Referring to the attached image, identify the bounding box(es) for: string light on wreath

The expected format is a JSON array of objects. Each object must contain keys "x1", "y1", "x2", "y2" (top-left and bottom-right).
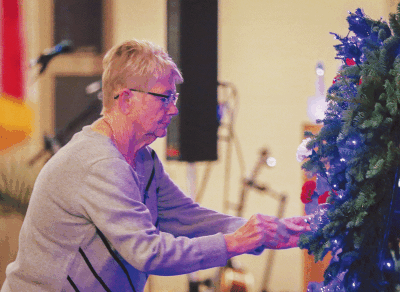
[{"x1": 298, "y1": 4, "x2": 400, "y2": 291}]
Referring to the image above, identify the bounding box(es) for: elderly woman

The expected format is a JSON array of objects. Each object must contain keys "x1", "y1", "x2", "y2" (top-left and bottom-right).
[{"x1": 2, "y1": 40, "x2": 310, "y2": 292}]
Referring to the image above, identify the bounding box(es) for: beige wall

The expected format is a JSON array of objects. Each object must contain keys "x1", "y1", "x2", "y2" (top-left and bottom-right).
[{"x1": 13, "y1": 1, "x2": 397, "y2": 292}]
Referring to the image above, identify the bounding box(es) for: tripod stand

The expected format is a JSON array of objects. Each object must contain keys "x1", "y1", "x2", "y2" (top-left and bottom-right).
[
  {"x1": 192, "y1": 82, "x2": 287, "y2": 292},
  {"x1": 220, "y1": 148, "x2": 287, "y2": 292},
  {"x1": 28, "y1": 92, "x2": 102, "y2": 167}
]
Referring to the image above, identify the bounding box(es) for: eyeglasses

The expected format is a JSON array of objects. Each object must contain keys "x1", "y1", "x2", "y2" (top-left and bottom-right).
[{"x1": 114, "y1": 88, "x2": 179, "y2": 107}]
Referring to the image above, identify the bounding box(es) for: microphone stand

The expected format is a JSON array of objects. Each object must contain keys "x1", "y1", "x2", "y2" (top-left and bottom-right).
[
  {"x1": 237, "y1": 148, "x2": 270, "y2": 217},
  {"x1": 188, "y1": 81, "x2": 245, "y2": 292},
  {"x1": 28, "y1": 98, "x2": 102, "y2": 166},
  {"x1": 218, "y1": 148, "x2": 287, "y2": 292},
  {"x1": 30, "y1": 40, "x2": 73, "y2": 74}
]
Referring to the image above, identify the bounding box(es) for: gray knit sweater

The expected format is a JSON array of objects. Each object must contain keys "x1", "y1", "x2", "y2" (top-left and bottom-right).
[{"x1": 1, "y1": 126, "x2": 245, "y2": 292}]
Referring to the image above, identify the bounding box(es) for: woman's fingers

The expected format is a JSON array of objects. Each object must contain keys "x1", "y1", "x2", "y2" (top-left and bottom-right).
[
  {"x1": 225, "y1": 214, "x2": 312, "y2": 256},
  {"x1": 280, "y1": 216, "x2": 312, "y2": 233}
]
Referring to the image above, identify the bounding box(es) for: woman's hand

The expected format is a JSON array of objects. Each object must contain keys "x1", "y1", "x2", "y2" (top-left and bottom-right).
[
  {"x1": 224, "y1": 213, "x2": 289, "y2": 258},
  {"x1": 265, "y1": 215, "x2": 312, "y2": 249},
  {"x1": 224, "y1": 214, "x2": 312, "y2": 257}
]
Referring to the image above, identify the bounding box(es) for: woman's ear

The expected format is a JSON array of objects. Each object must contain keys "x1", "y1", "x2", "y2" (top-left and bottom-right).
[{"x1": 117, "y1": 89, "x2": 133, "y2": 115}]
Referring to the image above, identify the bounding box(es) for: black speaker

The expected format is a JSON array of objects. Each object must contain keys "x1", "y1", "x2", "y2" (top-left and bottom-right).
[
  {"x1": 166, "y1": 0, "x2": 218, "y2": 162},
  {"x1": 54, "y1": 0, "x2": 103, "y2": 53}
]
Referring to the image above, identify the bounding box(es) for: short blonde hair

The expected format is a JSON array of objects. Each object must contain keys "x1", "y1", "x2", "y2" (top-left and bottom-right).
[{"x1": 101, "y1": 39, "x2": 183, "y2": 115}]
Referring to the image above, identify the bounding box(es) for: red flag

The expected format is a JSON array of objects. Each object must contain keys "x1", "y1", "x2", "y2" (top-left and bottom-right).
[{"x1": 0, "y1": 0, "x2": 33, "y2": 152}]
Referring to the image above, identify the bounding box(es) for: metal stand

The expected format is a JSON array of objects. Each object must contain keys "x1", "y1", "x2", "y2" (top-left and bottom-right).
[
  {"x1": 186, "y1": 81, "x2": 244, "y2": 292},
  {"x1": 193, "y1": 81, "x2": 288, "y2": 291},
  {"x1": 224, "y1": 148, "x2": 287, "y2": 292},
  {"x1": 28, "y1": 98, "x2": 102, "y2": 167},
  {"x1": 195, "y1": 82, "x2": 246, "y2": 206}
]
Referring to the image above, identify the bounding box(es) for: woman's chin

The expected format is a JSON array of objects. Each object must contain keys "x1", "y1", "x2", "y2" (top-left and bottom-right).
[{"x1": 154, "y1": 128, "x2": 168, "y2": 138}]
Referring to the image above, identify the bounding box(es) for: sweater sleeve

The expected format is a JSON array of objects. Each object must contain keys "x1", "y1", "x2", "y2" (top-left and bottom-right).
[
  {"x1": 153, "y1": 153, "x2": 247, "y2": 238},
  {"x1": 80, "y1": 157, "x2": 229, "y2": 276}
]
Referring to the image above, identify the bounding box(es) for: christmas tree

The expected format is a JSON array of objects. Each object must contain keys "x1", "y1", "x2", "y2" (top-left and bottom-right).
[{"x1": 299, "y1": 4, "x2": 400, "y2": 292}]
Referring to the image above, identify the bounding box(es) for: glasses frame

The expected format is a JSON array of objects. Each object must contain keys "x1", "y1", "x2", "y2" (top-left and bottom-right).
[{"x1": 114, "y1": 88, "x2": 179, "y2": 106}]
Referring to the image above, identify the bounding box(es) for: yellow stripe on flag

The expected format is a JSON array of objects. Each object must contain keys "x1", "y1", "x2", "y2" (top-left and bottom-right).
[{"x1": 0, "y1": 94, "x2": 33, "y2": 151}]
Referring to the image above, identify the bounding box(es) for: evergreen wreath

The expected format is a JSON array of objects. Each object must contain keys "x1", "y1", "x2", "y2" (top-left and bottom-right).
[{"x1": 299, "y1": 4, "x2": 400, "y2": 292}]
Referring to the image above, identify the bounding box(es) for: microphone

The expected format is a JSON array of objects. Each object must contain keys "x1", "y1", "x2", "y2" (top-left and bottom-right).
[{"x1": 31, "y1": 40, "x2": 73, "y2": 74}]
